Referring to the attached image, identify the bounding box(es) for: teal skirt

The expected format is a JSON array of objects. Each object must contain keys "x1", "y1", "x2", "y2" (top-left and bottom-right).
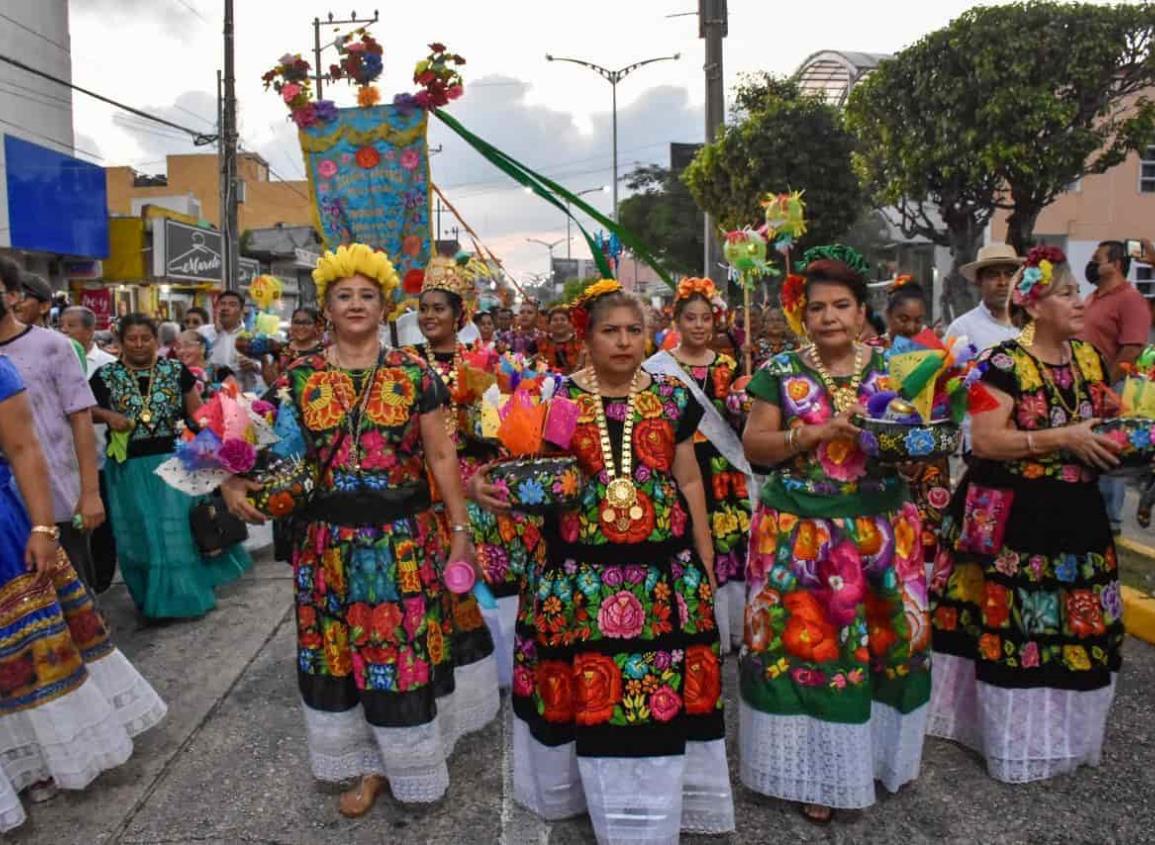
[{"x1": 105, "y1": 453, "x2": 251, "y2": 619}]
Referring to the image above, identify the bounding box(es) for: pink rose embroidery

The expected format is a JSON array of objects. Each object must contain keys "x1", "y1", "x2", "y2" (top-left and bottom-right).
[
  {"x1": 513, "y1": 666, "x2": 534, "y2": 697},
  {"x1": 1021, "y1": 641, "x2": 1040, "y2": 668},
  {"x1": 648, "y1": 685, "x2": 682, "y2": 722},
  {"x1": 816, "y1": 438, "x2": 866, "y2": 482},
  {"x1": 598, "y1": 590, "x2": 645, "y2": 638}
]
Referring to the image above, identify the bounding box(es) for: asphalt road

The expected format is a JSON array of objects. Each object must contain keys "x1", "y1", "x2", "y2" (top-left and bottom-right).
[{"x1": 8, "y1": 549, "x2": 1155, "y2": 845}]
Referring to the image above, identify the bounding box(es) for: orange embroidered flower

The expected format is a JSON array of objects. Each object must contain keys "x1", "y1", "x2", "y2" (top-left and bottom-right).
[
  {"x1": 573, "y1": 652, "x2": 622, "y2": 725},
  {"x1": 570, "y1": 425, "x2": 604, "y2": 473},
  {"x1": 355, "y1": 144, "x2": 380, "y2": 168},
  {"x1": 782, "y1": 615, "x2": 839, "y2": 663},
  {"x1": 978, "y1": 632, "x2": 1002, "y2": 662},
  {"x1": 983, "y1": 582, "x2": 1012, "y2": 628},
  {"x1": 634, "y1": 418, "x2": 674, "y2": 471},
  {"x1": 426, "y1": 619, "x2": 445, "y2": 664},
  {"x1": 537, "y1": 660, "x2": 576, "y2": 723},
  {"x1": 1066, "y1": 589, "x2": 1106, "y2": 638},
  {"x1": 633, "y1": 390, "x2": 663, "y2": 419},
  {"x1": 300, "y1": 370, "x2": 355, "y2": 431},
  {"x1": 365, "y1": 368, "x2": 416, "y2": 428},
  {"x1": 683, "y1": 644, "x2": 721, "y2": 715},
  {"x1": 601, "y1": 489, "x2": 655, "y2": 544},
  {"x1": 323, "y1": 621, "x2": 352, "y2": 676}
]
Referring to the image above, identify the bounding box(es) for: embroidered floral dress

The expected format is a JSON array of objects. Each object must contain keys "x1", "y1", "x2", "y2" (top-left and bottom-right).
[
  {"x1": 929, "y1": 338, "x2": 1122, "y2": 783},
  {"x1": 512, "y1": 374, "x2": 734, "y2": 843},
  {"x1": 278, "y1": 350, "x2": 498, "y2": 803},
  {"x1": 739, "y1": 348, "x2": 928, "y2": 810},
  {"x1": 411, "y1": 345, "x2": 547, "y2": 689}
]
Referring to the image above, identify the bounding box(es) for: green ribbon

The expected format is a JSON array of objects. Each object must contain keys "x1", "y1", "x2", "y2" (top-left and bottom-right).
[
  {"x1": 107, "y1": 430, "x2": 130, "y2": 464},
  {"x1": 433, "y1": 109, "x2": 675, "y2": 290}
]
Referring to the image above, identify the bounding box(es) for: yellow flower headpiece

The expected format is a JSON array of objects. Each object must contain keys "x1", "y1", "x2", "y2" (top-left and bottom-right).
[{"x1": 312, "y1": 243, "x2": 400, "y2": 303}]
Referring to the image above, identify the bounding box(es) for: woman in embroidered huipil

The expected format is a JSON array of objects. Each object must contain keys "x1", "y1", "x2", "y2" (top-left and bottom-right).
[
  {"x1": 645, "y1": 277, "x2": 753, "y2": 650},
  {"x1": 0, "y1": 354, "x2": 166, "y2": 833},
  {"x1": 929, "y1": 246, "x2": 1124, "y2": 783},
  {"x1": 91, "y1": 314, "x2": 251, "y2": 620},
  {"x1": 740, "y1": 247, "x2": 927, "y2": 823},
  {"x1": 508, "y1": 281, "x2": 734, "y2": 844},
  {"x1": 222, "y1": 244, "x2": 498, "y2": 817},
  {"x1": 407, "y1": 257, "x2": 541, "y2": 691}
]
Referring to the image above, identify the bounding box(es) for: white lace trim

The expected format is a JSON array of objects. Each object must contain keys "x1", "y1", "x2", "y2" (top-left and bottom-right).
[
  {"x1": 928, "y1": 651, "x2": 1116, "y2": 783},
  {"x1": 512, "y1": 721, "x2": 734, "y2": 841},
  {"x1": 481, "y1": 596, "x2": 519, "y2": 689},
  {"x1": 738, "y1": 699, "x2": 928, "y2": 809},
  {"x1": 0, "y1": 649, "x2": 167, "y2": 832},
  {"x1": 714, "y1": 580, "x2": 746, "y2": 652}
]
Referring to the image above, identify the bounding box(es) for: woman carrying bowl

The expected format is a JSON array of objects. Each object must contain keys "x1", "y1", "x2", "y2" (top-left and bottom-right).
[
  {"x1": 929, "y1": 246, "x2": 1123, "y2": 783},
  {"x1": 645, "y1": 276, "x2": 755, "y2": 650},
  {"x1": 407, "y1": 256, "x2": 541, "y2": 691},
  {"x1": 221, "y1": 244, "x2": 498, "y2": 817},
  {"x1": 740, "y1": 246, "x2": 927, "y2": 824},
  {"x1": 495, "y1": 280, "x2": 734, "y2": 843}
]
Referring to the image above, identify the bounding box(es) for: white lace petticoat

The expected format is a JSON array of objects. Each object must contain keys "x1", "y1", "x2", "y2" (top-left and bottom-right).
[
  {"x1": 302, "y1": 652, "x2": 499, "y2": 803},
  {"x1": 0, "y1": 649, "x2": 168, "y2": 833},
  {"x1": 713, "y1": 580, "x2": 746, "y2": 652},
  {"x1": 481, "y1": 595, "x2": 519, "y2": 689},
  {"x1": 738, "y1": 698, "x2": 928, "y2": 809},
  {"x1": 928, "y1": 651, "x2": 1116, "y2": 783},
  {"x1": 512, "y1": 718, "x2": 735, "y2": 844}
]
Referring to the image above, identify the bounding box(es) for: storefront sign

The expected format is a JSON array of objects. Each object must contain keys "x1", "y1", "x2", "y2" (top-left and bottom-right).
[
  {"x1": 153, "y1": 218, "x2": 261, "y2": 287},
  {"x1": 78, "y1": 287, "x2": 113, "y2": 329}
]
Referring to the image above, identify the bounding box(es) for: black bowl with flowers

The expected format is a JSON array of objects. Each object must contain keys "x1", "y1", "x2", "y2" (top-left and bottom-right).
[
  {"x1": 854, "y1": 417, "x2": 961, "y2": 465},
  {"x1": 1095, "y1": 417, "x2": 1155, "y2": 473},
  {"x1": 486, "y1": 456, "x2": 585, "y2": 514}
]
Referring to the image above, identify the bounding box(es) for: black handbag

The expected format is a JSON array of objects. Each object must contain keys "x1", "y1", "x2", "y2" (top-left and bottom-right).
[{"x1": 189, "y1": 494, "x2": 249, "y2": 558}]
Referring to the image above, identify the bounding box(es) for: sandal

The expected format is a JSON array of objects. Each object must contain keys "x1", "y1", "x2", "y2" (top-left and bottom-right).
[
  {"x1": 338, "y1": 774, "x2": 388, "y2": 818},
  {"x1": 799, "y1": 802, "x2": 834, "y2": 825}
]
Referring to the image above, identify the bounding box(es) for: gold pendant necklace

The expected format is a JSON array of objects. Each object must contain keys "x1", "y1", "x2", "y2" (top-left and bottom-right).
[
  {"x1": 806, "y1": 343, "x2": 865, "y2": 414},
  {"x1": 589, "y1": 368, "x2": 643, "y2": 531},
  {"x1": 128, "y1": 362, "x2": 157, "y2": 426},
  {"x1": 1022, "y1": 341, "x2": 1084, "y2": 419},
  {"x1": 425, "y1": 342, "x2": 464, "y2": 441}
]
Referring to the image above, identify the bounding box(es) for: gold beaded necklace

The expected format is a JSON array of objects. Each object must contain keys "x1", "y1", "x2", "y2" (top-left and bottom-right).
[
  {"x1": 425, "y1": 342, "x2": 465, "y2": 441},
  {"x1": 1021, "y1": 341, "x2": 1084, "y2": 419},
  {"x1": 805, "y1": 343, "x2": 865, "y2": 414},
  {"x1": 588, "y1": 367, "x2": 643, "y2": 531}
]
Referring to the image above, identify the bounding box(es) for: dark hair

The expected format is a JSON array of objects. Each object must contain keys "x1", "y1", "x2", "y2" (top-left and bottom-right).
[
  {"x1": 292, "y1": 305, "x2": 322, "y2": 324},
  {"x1": 804, "y1": 259, "x2": 868, "y2": 304},
  {"x1": 217, "y1": 291, "x2": 245, "y2": 306},
  {"x1": 0, "y1": 256, "x2": 20, "y2": 294},
  {"x1": 1099, "y1": 240, "x2": 1132, "y2": 276},
  {"x1": 419, "y1": 288, "x2": 465, "y2": 329},
  {"x1": 865, "y1": 304, "x2": 886, "y2": 335},
  {"x1": 673, "y1": 291, "x2": 713, "y2": 320},
  {"x1": 499, "y1": 307, "x2": 514, "y2": 316},
  {"x1": 886, "y1": 282, "x2": 926, "y2": 315},
  {"x1": 475, "y1": 310, "x2": 494, "y2": 323},
  {"x1": 547, "y1": 305, "x2": 571, "y2": 320},
  {"x1": 117, "y1": 312, "x2": 158, "y2": 341},
  {"x1": 585, "y1": 290, "x2": 645, "y2": 336},
  {"x1": 184, "y1": 306, "x2": 210, "y2": 323}
]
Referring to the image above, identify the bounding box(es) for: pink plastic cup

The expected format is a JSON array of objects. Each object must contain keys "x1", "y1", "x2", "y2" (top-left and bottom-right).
[{"x1": 443, "y1": 560, "x2": 476, "y2": 594}]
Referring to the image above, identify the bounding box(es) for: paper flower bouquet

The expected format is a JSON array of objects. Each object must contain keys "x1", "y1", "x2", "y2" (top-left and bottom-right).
[{"x1": 1099, "y1": 345, "x2": 1155, "y2": 471}]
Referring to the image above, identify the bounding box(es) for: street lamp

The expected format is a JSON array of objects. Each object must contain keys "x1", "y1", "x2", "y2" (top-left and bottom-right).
[
  {"x1": 527, "y1": 237, "x2": 566, "y2": 289},
  {"x1": 565, "y1": 185, "x2": 610, "y2": 259},
  {"x1": 546, "y1": 52, "x2": 680, "y2": 222}
]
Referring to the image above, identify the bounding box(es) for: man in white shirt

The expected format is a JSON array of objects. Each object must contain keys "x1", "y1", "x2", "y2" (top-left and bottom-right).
[
  {"x1": 945, "y1": 243, "x2": 1024, "y2": 352},
  {"x1": 199, "y1": 290, "x2": 261, "y2": 390},
  {"x1": 60, "y1": 305, "x2": 119, "y2": 593}
]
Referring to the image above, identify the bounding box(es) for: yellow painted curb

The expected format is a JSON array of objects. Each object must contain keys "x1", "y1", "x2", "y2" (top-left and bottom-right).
[
  {"x1": 1118, "y1": 535, "x2": 1155, "y2": 561},
  {"x1": 1122, "y1": 585, "x2": 1155, "y2": 646}
]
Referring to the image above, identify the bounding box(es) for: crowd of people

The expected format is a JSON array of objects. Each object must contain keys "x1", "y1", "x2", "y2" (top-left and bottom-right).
[{"x1": 0, "y1": 234, "x2": 1149, "y2": 841}]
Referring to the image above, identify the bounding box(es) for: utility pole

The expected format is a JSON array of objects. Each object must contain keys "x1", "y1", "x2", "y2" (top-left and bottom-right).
[
  {"x1": 701, "y1": 0, "x2": 727, "y2": 285},
  {"x1": 221, "y1": 0, "x2": 239, "y2": 291},
  {"x1": 312, "y1": 9, "x2": 380, "y2": 100}
]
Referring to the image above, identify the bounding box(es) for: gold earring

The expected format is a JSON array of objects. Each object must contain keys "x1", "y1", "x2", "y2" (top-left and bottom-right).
[{"x1": 1019, "y1": 320, "x2": 1036, "y2": 347}]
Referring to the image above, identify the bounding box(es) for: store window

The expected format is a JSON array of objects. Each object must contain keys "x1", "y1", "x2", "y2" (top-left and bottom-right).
[{"x1": 1142, "y1": 145, "x2": 1155, "y2": 193}]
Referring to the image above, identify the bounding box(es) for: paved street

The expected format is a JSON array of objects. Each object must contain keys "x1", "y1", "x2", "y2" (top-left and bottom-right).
[{"x1": 5, "y1": 544, "x2": 1155, "y2": 845}]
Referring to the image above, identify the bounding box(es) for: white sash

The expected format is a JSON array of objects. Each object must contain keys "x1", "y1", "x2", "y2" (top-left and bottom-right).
[{"x1": 644, "y1": 350, "x2": 763, "y2": 508}]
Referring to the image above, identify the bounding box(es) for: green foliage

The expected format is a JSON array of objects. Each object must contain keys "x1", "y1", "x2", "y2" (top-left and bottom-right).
[
  {"x1": 617, "y1": 165, "x2": 703, "y2": 277},
  {"x1": 561, "y1": 276, "x2": 602, "y2": 303},
  {"x1": 683, "y1": 74, "x2": 864, "y2": 251}
]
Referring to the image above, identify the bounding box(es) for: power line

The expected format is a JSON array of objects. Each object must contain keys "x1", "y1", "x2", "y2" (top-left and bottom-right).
[
  {"x1": 168, "y1": 0, "x2": 212, "y2": 26},
  {"x1": 0, "y1": 115, "x2": 103, "y2": 161},
  {"x1": 0, "y1": 11, "x2": 69, "y2": 53},
  {"x1": 0, "y1": 54, "x2": 216, "y2": 144}
]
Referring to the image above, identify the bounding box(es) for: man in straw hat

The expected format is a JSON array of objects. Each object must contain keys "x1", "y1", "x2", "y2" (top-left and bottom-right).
[{"x1": 945, "y1": 243, "x2": 1024, "y2": 352}]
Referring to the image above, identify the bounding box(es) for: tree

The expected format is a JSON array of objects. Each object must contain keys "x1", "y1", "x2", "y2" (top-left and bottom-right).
[
  {"x1": 848, "y1": 1, "x2": 1155, "y2": 318},
  {"x1": 617, "y1": 165, "x2": 704, "y2": 278},
  {"x1": 683, "y1": 75, "x2": 865, "y2": 255}
]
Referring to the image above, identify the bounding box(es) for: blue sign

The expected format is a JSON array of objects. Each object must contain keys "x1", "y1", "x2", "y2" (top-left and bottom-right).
[{"x1": 5, "y1": 134, "x2": 108, "y2": 257}]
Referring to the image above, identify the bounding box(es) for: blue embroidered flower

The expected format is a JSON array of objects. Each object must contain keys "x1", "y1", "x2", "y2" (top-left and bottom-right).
[
  {"x1": 904, "y1": 427, "x2": 935, "y2": 457},
  {"x1": 366, "y1": 662, "x2": 396, "y2": 691},
  {"x1": 769, "y1": 565, "x2": 796, "y2": 591},
  {"x1": 516, "y1": 479, "x2": 546, "y2": 506},
  {"x1": 1131, "y1": 426, "x2": 1151, "y2": 449},
  {"x1": 1018, "y1": 589, "x2": 1060, "y2": 633},
  {"x1": 552, "y1": 577, "x2": 573, "y2": 601},
  {"x1": 1055, "y1": 554, "x2": 1078, "y2": 583},
  {"x1": 577, "y1": 569, "x2": 601, "y2": 596},
  {"x1": 682, "y1": 566, "x2": 702, "y2": 589},
  {"x1": 623, "y1": 654, "x2": 649, "y2": 680}
]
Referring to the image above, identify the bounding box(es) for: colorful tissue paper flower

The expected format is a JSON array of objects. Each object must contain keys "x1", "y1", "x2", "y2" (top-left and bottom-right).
[
  {"x1": 217, "y1": 438, "x2": 258, "y2": 474},
  {"x1": 291, "y1": 104, "x2": 318, "y2": 128},
  {"x1": 313, "y1": 99, "x2": 338, "y2": 123},
  {"x1": 357, "y1": 86, "x2": 380, "y2": 108},
  {"x1": 280, "y1": 83, "x2": 301, "y2": 103},
  {"x1": 176, "y1": 428, "x2": 224, "y2": 471}
]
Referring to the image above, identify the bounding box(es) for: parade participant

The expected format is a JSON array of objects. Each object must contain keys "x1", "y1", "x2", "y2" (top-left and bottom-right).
[
  {"x1": 497, "y1": 298, "x2": 544, "y2": 356},
  {"x1": 946, "y1": 243, "x2": 1023, "y2": 352},
  {"x1": 0, "y1": 355, "x2": 166, "y2": 833},
  {"x1": 91, "y1": 314, "x2": 251, "y2": 620},
  {"x1": 60, "y1": 306, "x2": 119, "y2": 593},
  {"x1": 495, "y1": 306, "x2": 514, "y2": 333},
  {"x1": 929, "y1": 246, "x2": 1124, "y2": 783},
  {"x1": 475, "y1": 310, "x2": 496, "y2": 348},
  {"x1": 739, "y1": 246, "x2": 927, "y2": 823},
  {"x1": 265, "y1": 306, "x2": 326, "y2": 384},
  {"x1": 884, "y1": 278, "x2": 927, "y2": 343},
  {"x1": 763, "y1": 306, "x2": 797, "y2": 357},
  {"x1": 182, "y1": 307, "x2": 211, "y2": 332},
  {"x1": 538, "y1": 305, "x2": 584, "y2": 374},
  {"x1": 222, "y1": 243, "x2": 498, "y2": 815},
  {"x1": 0, "y1": 257, "x2": 104, "y2": 589},
  {"x1": 410, "y1": 257, "x2": 534, "y2": 689},
  {"x1": 509, "y1": 280, "x2": 734, "y2": 843},
  {"x1": 645, "y1": 277, "x2": 754, "y2": 649},
  {"x1": 173, "y1": 330, "x2": 233, "y2": 397}
]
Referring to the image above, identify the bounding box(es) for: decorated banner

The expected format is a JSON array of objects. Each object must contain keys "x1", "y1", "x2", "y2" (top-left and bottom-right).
[{"x1": 298, "y1": 104, "x2": 431, "y2": 285}]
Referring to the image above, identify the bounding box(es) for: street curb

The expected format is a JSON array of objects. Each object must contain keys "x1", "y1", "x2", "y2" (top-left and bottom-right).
[{"x1": 1118, "y1": 538, "x2": 1155, "y2": 645}]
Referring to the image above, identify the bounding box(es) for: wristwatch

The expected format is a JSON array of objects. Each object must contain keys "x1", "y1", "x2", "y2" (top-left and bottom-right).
[{"x1": 30, "y1": 525, "x2": 60, "y2": 541}]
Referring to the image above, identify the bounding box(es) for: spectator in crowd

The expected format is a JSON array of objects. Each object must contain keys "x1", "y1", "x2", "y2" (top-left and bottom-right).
[
  {"x1": 14, "y1": 272, "x2": 52, "y2": 327},
  {"x1": 475, "y1": 309, "x2": 496, "y2": 348},
  {"x1": 496, "y1": 298, "x2": 544, "y2": 356},
  {"x1": 157, "y1": 321, "x2": 181, "y2": 358},
  {"x1": 181, "y1": 306, "x2": 210, "y2": 331},
  {"x1": 199, "y1": 291, "x2": 261, "y2": 391},
  {"x1": 946, "y1": 243, "x2": 1024, "y2": 351},
  {"x1": 95, "y1": 330, "x2": 120, "y2": 357},
  {"x1": 494, "y1": 306, "x2": 514, "y2": 333},
  {"x1": 0, "y1": 257, "x2": 104, "y2": 587},
  {"x1": 60, "y1": 306, "x2": 119, "y2": 592}
]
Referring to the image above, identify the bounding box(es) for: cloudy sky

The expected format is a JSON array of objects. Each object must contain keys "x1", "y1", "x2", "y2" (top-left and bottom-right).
[{"x1": 65, "y1": 0, "x2": 1012, "y2": 279}]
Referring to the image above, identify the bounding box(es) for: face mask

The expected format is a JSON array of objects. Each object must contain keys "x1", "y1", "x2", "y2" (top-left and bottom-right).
[{"x1": 1085, "y1": 260, "x2": 1100, "y2": 286}]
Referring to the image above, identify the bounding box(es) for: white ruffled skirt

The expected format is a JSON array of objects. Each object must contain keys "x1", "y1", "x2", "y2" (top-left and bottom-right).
[{"x1": 0, "y1": 649, "x2": 167, "y2": 832}]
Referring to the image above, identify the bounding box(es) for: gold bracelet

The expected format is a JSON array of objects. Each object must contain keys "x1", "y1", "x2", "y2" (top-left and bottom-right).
[
  {"x1": 1026, "y1": 432, "x2": 1036, "y2": 455},
  {"x1": 30, "y1": 525, "x2": 60, "y2": 541},
  {"x1": 785, "y1": 427, "x2": 799, "y2": 453},
  {"x1": 450, "y1": 523, "x2": 470, "y2": 534}
]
